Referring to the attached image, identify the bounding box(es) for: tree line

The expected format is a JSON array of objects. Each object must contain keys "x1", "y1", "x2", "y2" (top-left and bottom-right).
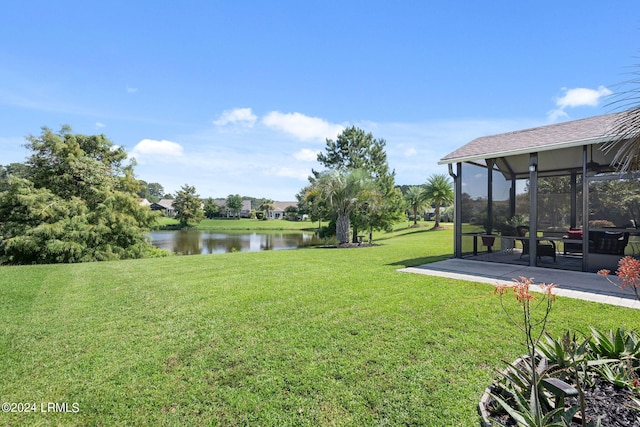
[{"x1": 0, "y1": 125, "x2": 454, "y2": 264}]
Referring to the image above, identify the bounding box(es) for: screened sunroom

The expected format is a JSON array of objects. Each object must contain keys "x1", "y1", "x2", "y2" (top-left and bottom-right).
[{"x1": 439, "y1": 113, "x2": 640, "y2": 272}]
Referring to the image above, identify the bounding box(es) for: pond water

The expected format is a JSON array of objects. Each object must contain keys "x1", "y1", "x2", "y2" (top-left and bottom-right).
[{"x1": 149, "y1": 230, "x2": 321, "y2": 255}]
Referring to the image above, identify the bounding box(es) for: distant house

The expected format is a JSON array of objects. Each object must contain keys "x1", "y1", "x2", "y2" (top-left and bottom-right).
[
  {"x1": 267, "y1": 201, "x2": 298, "y2": 220},
  {"x1": 139, "y1": 198, "x2": 151, "y2": 207},
  {"x1": 239, "y1": 200, "x2": 252, "y2": 218},
  {"x1": 213, "y1": 198, "x2": 226, "y2": 214},
  {"x1": 150, "y1": 199, "x2": 175, "y2": 216},
  {"x1": 213, "y1": 198, "x2": 252, "y2": 218},
  {"x1": 423, "y1": 207, "x2": 435, "y2": 221},
  {"x1": 420, "y1": 207, "x2": 448, "y2": 221}
]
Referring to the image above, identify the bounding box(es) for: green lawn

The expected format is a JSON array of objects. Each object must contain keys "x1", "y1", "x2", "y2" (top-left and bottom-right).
[{"x1": 0, "y1": 225, "x2": 636, "y2": 426}]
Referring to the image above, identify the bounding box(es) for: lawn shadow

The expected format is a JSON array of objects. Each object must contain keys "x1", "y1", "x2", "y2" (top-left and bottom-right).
[
  {"x1": 388, "y1": 254, "x2": 450, "y2": 268},
  {"x1": 374, "y1": 227, "x2": 437, "y2": 242}
]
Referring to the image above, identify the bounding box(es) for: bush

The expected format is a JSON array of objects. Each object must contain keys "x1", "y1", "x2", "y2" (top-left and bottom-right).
[
  {"x1": 318, "y1": 220, "x2": 336, "y2": 239},
  {"x1": 318, "y1": 225, "x2": 335, "y2": 239}
]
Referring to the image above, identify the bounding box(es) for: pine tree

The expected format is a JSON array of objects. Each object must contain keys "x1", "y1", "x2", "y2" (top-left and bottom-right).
[
  {"x1": 316, "y1": 126, "x2": 403, "y2": 241},
  {"x1": 0, "y1": 126, "x2": 161, "y2": 264},
  {"x1": 173, "y1": 184, "x2": 204, "y2": 226}
]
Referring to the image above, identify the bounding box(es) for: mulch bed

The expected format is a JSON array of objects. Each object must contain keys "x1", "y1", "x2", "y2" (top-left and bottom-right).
[
  {"x1": 484, "y1": 377, "x2": 640, "y2": 426},
  {"x1": 337, "y1": 242, "x2": 377, "y2": 248}
]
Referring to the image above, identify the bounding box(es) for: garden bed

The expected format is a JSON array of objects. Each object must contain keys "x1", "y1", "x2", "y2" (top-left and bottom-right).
[
  {"x1": 479, "y1": 341, "x2": 640, "y2": 427},
  {"x1": 481, "y1": 375, "x2": 639, "y2": 426}
]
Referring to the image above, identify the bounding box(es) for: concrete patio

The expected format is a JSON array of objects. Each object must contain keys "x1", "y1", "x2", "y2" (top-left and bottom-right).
[{"x1": 398, "y1": 258, "x2": 640, "y2": 309}]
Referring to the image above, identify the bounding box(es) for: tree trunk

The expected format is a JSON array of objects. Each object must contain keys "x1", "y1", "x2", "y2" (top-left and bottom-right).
[
  {"x1": 434, "y1": 202, "x2": 441, "y2": 228},
  {"x1": 352, "y1": 225, "x2": 358, "y2": 243},
  {"x1": 336, "y1": 213, "x2": 350, "y2": 245}
]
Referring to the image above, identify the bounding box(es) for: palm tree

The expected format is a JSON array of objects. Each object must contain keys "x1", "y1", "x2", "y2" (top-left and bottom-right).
[
  {"x1": 404, "y1": 185, "x2": 427, "y2": 227},
  {"x1": 423, "y1": 174, "x2": 454, "y2": 229},
  {"x1": 601, "y1": 60, "x2": 640, "y2": 172},
  {"x1": 317, "y1": 169, "x2": 373, "y2": 244},
  {"x1": 602, "y1": 108, "x2": 640, "y2": 173},
  {"x1": 259, "y1": 199, "x2": 275, "y2": 220}
]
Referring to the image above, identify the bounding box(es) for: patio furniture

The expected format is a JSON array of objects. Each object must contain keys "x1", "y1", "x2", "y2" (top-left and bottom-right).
[
  {"x1": 562, "y1": 228, "x2": 584, "y2": 255},
  {"x1": 589, "y1": 230, "x2": 629, "y2": 255},
  {"x1": 516, "y1": 226, "x2": 557, "y2": 262},
  {"x1": 562, "y1": 228, "x2": 631, "y2": 256}
]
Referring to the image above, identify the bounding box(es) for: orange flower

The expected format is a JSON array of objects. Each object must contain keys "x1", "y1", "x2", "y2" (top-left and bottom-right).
[
  {"x1": 494, "y1": 277, "x2": 558, "y2": 304},
  {"x1": 615, "y1": 256, "x2": 640, "y2": 290},
  {"x1": 539, "y1": 283, "x2": 558, "y2": 301}
]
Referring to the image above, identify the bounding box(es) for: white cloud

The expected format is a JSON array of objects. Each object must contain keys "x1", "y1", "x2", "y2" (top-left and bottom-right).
[
  {"x1": 556, "y1": 86, "x2": 612, "y2": 108},
  {"x1": 262, "y1": 111, "x2": 344, "y2": 141},
  {"x1": 547, "y1": 108, "x2": 569, "y2": 122},
  {"x1": 96, "y1": 122, "x2": 106, "y2": 128},
  {"x1": 403, "y1": 147, "x2": 417, "y2": 157},
  {"x1": 548, "y1": 85, "x2": 612, "y2": 121},
  {"x1": 293, "y1": 148, "x2": 320, "y2": 162},
  {"x1": 126, "y1": 85, "x2": 138, "y2": 93},
  {"x1": 213, "y1": 108, "x2": 257, "y2": 127},
  {"x1": 130, "y1": 139, "x2": 184, "y2": 159}
]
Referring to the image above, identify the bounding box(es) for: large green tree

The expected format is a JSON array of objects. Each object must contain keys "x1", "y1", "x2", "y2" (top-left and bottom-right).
[
  {"x1": 316, "y1": 126, "x2": 403, "y2": 241},
  {"x1": 136, "y1": 181, "x2": 165, "y2": 203},
  {"x1": 297, "y1": 184, "x2": 329, "y2": 230},
  {"x1": 173, "y1": 184, "x2": 204, "y2": 226},
  {"x1": 226, "y1": 194, "x2": 243, "y2": 219},
  {"x1": 423, "y1": 174, "x2": 454, "y2": 229},
  {"x1": 203, "y1": 197, "x2": 220, "y2": 219},
  {"x1": 0, "y1": 126, "x2": 160, "y2": 264},
  {"x1": 317, "y1": 126, "x2": 389, "y2": 176},
  {"x1": 0, "y1": 163, "x2": 29, "y2": 192}
]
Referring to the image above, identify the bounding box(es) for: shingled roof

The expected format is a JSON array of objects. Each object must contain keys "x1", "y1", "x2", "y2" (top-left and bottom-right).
[{"x1": 439, "y1": 112, "x2": 622, "y2": 165}]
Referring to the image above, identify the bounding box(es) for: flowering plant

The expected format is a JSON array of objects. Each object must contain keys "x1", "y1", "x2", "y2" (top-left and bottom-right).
[
  {"x1": 492, "y1": 277, "x2": 560, "y2": 426},
  {"x1": 494, "y1": 277, "x2": 557, "y2": 358},
  {"x1": 598, "y1": 256, "x2": 640, "y2": 302}
]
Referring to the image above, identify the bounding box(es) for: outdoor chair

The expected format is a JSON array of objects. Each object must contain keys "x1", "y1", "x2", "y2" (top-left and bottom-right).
[
  {"x1": 516, "y1": 226, "x2": 556, "y2": 262},
  {"x1": 562, "y1": 228, "x2": 584, "y2": 255},
  {"x1": 589, "y1": 230, "x2": 629, "y2": 255}
]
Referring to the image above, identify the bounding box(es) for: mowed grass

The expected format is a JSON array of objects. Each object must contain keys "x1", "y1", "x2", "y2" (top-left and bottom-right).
[{"x1": 0, "y1": 226, "x2": 637, "y2": 426}]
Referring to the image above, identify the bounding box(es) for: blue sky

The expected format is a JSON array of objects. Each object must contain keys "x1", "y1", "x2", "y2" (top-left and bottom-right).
[{"x1": 1, "y1": 1, "x2": 639, "y2": 200}]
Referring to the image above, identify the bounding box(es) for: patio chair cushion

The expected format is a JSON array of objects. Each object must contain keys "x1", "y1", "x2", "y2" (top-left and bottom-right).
[
  {"x1": 562, "y1": 229, "x2": 584, "y2": 254},
  {"x1": 565, "y1": 230, "x2": 583, "y2": 239}
]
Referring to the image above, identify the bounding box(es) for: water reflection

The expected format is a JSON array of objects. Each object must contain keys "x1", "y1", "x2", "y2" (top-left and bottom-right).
[{"x1": 149, "y1": 230, "x2": 320, "y2": 255}]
